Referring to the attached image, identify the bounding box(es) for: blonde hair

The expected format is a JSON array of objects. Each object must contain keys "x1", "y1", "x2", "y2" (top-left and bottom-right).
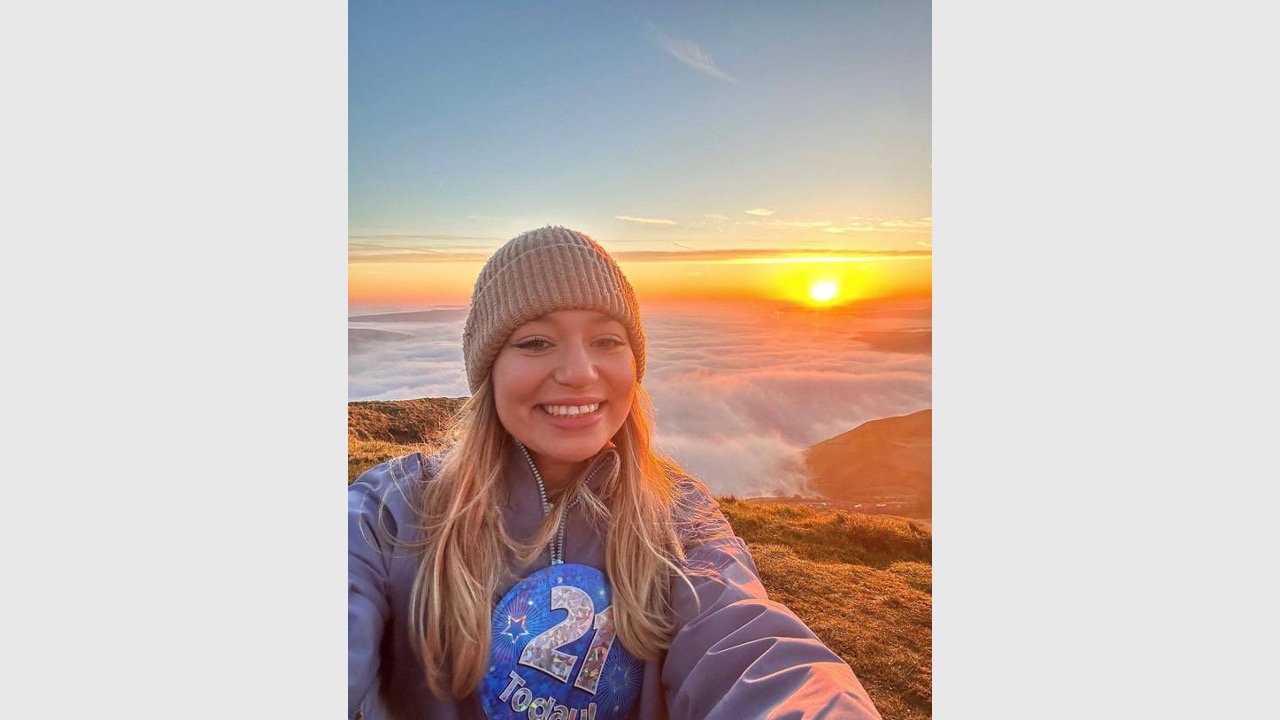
[{"x1": 406, "y1": 382, "x2": 691, "y2": 698}]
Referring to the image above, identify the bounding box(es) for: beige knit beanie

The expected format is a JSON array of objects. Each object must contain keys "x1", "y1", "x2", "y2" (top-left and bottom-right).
[{"x1": 462, "y1": 226, "x2": 646, "y2": 393}]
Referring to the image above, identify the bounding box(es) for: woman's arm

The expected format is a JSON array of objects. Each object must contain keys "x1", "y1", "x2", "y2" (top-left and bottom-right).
[
  {"x1": 664, "y1": 485, "x2": 882, "y2": 720},
  {"x1": 348, "y1": 471, "x2": 390, "y2": 717},
  {"x1": 348, "y1": 456, "x2": 419, "y2": 719}
]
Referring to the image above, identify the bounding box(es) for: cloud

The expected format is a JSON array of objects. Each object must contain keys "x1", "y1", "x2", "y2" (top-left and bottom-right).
[
  {"x1": 350, "y1": 246, "x2": 930, "y2": 265},
  {"x1": 647, "y1": 24, "x2": 741, "y2": 84},
  {"x1": 880, "y1": 219, "x2": 933, "y2": 230},
  {"x1": 705, "y1": 213, "x2": 731, "y2": 221},
  {"x1": 615, "y1": 215, "x2": 678, "y2": 226},
  {"x1": 744, "y1": 208, "x2": 776, "y2": 216},
  {"x1": 348, "y1": 299, "x2": 932, "y2": 498},
  {"x1": 615, "y1": 248, "x2": 931, "y2": 264},
  {"x1": 737, "y1": 218, "x2": 832, "y2": 228},
  {"x1": 348, "y1": 234, "x2": 503, "y2": 262},
  {"x1": 348, "y1": 314, "x2": 470, "y2": 400},
  {"x1": 822, "y1": 217, "x2": 933, "y2": 235}
]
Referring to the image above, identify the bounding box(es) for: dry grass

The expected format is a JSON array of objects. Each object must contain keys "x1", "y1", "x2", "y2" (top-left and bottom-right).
[
  {"x1": 348, "y1": 397, "x2": 466, "y2": 445},
  {"x1": 348, "y1": 437, "x2": 429, "y2": 484},
  {"x1": 719, "y1": 498, "x2": 932, "y2": 568},
  {"x1": 347, "y1": 397, "x2": 461, "y2": 483},
  {"x1": 719, "y1": 498, "x2": 932, "y2": 719}
]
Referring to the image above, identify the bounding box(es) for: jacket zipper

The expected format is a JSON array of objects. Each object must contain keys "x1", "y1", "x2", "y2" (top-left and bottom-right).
[{"x1": 516, "y1": 442, "x2": 609, "y2": 565}]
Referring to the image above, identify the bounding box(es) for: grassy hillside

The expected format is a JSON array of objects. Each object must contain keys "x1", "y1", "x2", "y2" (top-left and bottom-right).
[
  {"x1": 719, "y1": 499, "x2": 931, "y2": 720},
  {"x1": 348, "y1": 397, "x2": 465, "y2": 483},
  {"x1": 348, "y1": 399, "x2": 931, "y2": 719},
  {"x1": 348, "y1": 397, "x2": 467, "y2": 445}
]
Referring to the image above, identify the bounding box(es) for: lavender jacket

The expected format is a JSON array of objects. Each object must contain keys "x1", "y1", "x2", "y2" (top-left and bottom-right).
[{"x1": 348, "y1": 449, "x2": 882, "y2": 720}]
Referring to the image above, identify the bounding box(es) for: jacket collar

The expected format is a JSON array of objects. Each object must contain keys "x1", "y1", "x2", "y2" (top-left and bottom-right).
[{"x1": 504, "y1": 442, "x2": 619, "y2": 510}]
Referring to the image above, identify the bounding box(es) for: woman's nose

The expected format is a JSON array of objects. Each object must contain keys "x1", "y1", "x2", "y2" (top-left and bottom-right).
[{"x1": 553, "y1": 341, "x2": 598, "y2": 386}]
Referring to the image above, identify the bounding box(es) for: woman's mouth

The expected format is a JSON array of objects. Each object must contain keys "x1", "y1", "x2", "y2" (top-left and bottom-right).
[{"x1": 540, "y1": 402, "x2": 601, "y2": 417}]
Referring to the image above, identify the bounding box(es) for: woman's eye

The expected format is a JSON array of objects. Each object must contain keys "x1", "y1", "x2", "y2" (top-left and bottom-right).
[
  {"x1": 513, "y1": 338, "x2": 552, "y2": 351},
  {"x1": 594, "y1": 336, "x2": 627, "y2": 349}
]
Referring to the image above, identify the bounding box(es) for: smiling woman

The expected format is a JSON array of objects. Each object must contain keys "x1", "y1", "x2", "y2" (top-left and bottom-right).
[
  {"x1": 348, "y1": 226, "x2": 883, "y2": 720},
  {"x1": 492, "y1": 310, "x2": 638, "y2": 487}
]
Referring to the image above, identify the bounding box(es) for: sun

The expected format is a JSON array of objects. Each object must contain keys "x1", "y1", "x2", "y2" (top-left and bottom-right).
[{"x1": 808, "y1": 280, "x2": 839, "y2": 304}]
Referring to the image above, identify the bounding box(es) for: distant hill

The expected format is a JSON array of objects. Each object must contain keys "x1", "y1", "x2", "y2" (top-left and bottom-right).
[
  {"x1": 852, "y1": 329, "x2": 932, "y2": 355},
  {"x1": 804, "y1": 409, "x2": 931, "y2": 517},
  {"x1": 349, "y1": 328, "x2": 413, "y2": 354},
  {"x1": 348, "y1": 308, "x2": 468, "y2": 323}
]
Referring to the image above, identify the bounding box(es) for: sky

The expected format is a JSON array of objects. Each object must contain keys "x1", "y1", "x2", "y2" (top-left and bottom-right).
[
  {"x1": 349, "y1": 1, "x2": 931, "y2": 311},
  {"x1": 349, "y1": 1, "x2": 933, "y2": 497}
]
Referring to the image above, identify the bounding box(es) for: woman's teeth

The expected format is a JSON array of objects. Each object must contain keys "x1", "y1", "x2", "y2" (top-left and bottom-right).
[{"x1": 542, "y1": 403, "x2": 600, "y2": 417}]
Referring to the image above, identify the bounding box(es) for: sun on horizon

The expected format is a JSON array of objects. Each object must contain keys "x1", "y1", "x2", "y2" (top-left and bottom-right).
[{"x1": 809, "y1": 280, "x2": 840, "y2": 304}]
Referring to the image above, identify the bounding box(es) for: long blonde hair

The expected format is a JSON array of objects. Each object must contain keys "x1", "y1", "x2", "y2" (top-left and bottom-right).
[{"x1": 406, "y1": 382, "x2": 690, "y2": 698}]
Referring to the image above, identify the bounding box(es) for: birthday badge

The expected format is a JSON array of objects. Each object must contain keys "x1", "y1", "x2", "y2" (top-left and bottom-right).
[{"x1": 481, "y1": 564, "x2": 644, "y2": 720}]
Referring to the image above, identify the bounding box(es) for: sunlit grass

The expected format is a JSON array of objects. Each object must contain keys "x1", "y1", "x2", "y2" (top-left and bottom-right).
[{"x1": 720, "y1": 498, "x2": 932, "y2": 719}]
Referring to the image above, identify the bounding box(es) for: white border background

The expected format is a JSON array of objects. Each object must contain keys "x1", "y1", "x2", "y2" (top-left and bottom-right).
[
  {"x1": 5, "y1": 1, "x2": 348, "y2": 715},
  {"x1": 5, "y1": 1, "x2": 1277, "y2": 717}
]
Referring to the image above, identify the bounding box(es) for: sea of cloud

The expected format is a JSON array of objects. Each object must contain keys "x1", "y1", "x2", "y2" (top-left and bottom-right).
[{"x1": 348, "y1": 299, "x2": 931, "y2": 497}]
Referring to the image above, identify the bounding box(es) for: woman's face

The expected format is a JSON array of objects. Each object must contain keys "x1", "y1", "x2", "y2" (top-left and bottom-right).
[{"x1": 491, "y1": 310, "x2": 637, "y2": 486}]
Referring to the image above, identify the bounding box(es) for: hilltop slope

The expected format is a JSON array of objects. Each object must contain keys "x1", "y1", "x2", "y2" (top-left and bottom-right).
[
  {"x1": 348, "y1": 397, "x2": 467, "y2": 445},
  {"x1": 804, "y1": 409, "x2": 932, "y2": 516}
]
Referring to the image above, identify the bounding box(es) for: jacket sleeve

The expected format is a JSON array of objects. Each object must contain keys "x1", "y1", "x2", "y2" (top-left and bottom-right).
[
  {"x1": 663, "y1": 486, "x2": 883, "y2": 720},
  {"x1": 348, "y1": 458, "x2": 412, "y2": 719}
]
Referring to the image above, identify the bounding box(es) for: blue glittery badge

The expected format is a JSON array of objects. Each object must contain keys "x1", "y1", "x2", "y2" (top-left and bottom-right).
[{"x1": 481, "y1": 564, "x2": 643, "y2": 720}]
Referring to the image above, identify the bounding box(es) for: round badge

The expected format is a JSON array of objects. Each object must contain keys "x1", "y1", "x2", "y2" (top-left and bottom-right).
[{"x1": 481, "y1": 564, "x2": 644, "y2": 720}]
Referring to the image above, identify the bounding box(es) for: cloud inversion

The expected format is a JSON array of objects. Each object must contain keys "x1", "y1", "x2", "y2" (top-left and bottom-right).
[{"x1": 349, "y1": 299, "x2": 931, "y2": 498}]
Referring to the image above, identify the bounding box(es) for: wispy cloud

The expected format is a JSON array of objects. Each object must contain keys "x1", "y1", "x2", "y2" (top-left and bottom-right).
[
  {"x1": 349, "y1": 233, "x2": 500, "y2": 243},
  {"x1": 705, "y1": 213, "x2": 731, "y2": 221},
  {"x1": 615, "y1": 215, "x2": 678, "y2": 226},
  {"x1": 823, "y1": 217, "x2": 933, "y2": 235},
  {"x1": 745, "y1": 208, "x2": 776, "y2": 216},
  {"x1": 738, "y1": 218, "x2": 832, "y2": 228},
  {"x1": 349, "y1": 246, "x2": 932, "y2": 265},
  {"x1": 647, "y1": 23, "x2": 741, "y2": 84},
  {"x1": 348, "y1": 235, "x2": 500, "y2": 262}
]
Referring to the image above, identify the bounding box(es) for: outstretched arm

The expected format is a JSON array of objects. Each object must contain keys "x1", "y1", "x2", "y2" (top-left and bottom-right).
[{"x1": 664, "y1": 488, "x2": 882, "y2": 720}]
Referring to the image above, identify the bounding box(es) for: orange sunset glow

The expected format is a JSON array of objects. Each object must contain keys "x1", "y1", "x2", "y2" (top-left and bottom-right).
[{"x1": 348, "y1": 250, "x2": 931, "y2": 310}]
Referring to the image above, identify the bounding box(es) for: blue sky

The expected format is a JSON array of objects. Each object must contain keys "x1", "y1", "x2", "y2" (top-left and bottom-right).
[{"x1": 349, "y1": 1, "x2": 931, "y2": 252}]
